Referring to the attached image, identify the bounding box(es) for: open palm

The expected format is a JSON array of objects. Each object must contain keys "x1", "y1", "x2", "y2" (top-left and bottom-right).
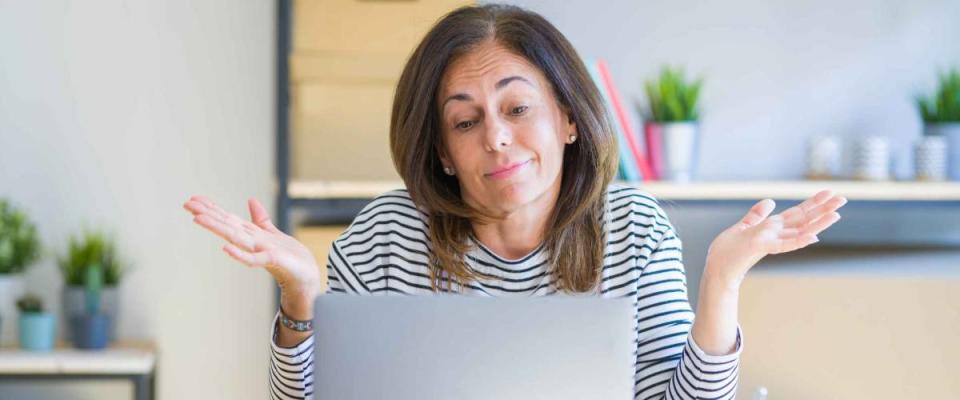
[
  {"x1": 182, "y1": 196, "x2": 321, "y2": 307},
  {"x1": 705, "y1": 189, "x2": 848, "y2": 286}
]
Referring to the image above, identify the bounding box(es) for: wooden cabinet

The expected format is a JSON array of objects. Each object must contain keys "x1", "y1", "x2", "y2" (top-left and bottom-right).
[{"x1": 289, "y1": 0, "x2": 472, "y2": 180}]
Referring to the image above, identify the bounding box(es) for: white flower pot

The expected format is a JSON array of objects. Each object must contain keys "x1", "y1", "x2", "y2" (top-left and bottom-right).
[
  {"x1": 0, "y1": 275, "x2": 25, "y2": 345},
  {"x1": 658, "y1": 122, "x2": 700, "y2": 182}
]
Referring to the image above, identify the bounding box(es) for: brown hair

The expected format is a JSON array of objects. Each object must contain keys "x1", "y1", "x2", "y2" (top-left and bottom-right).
[{"x1": 389, "y1": 4, "x2": 618, "y2": 293}]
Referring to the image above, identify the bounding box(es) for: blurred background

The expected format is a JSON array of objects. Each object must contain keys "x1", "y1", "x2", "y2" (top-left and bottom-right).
[{"x1": 1, "y1": 0, "x2": 958, "y2": 399}]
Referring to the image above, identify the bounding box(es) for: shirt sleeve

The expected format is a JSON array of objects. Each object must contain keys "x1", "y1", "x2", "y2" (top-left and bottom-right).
[
  {"x1": 632, "y1": 203, "x2": 743, "y2": 400},
  {"x1": 269, "y1": 247, "x2": 355, "y2": 400},
  {"x1": 268, "y1": 310, "x2": 315, "y2": 400}
]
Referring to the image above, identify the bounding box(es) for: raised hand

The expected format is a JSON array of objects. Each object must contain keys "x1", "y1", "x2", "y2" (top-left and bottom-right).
[
  {"x1": 182, "y1": 195, "x2": 321, "y2": 319},
  {"x1": 704, "y1": 189, "x2": 848, "y2": 287}
]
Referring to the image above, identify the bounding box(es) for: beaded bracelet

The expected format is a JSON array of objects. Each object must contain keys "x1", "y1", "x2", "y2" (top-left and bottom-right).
[{"x1": 279, "y1": 306, "x2": 314, "y2": 332}]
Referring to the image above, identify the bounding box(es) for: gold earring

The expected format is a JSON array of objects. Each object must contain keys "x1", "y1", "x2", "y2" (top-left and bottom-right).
[{"x1": 567, "y1": 135, "x2": 577, "y2": 144}]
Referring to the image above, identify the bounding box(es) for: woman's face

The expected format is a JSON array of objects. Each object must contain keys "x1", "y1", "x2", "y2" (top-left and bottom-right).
[{"x1": 437, "y1": 41, "x2": 576, "y2": 216}]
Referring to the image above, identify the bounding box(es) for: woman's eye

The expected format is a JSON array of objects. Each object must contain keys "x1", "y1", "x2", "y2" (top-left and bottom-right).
[
  {"x1": 511, "y1": 105, "x2": 528, "y2": 115},
  {"x1": 455, "y1": 120, "x2": 475, "y2": 130}
]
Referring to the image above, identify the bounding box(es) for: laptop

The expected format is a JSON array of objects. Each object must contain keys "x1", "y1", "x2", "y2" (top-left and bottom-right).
[{"x1": 313, "y1": 294, "x2": 636, "y2": 400}]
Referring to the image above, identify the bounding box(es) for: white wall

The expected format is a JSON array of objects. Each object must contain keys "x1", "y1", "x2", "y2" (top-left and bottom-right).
[
  {"x1": 0, "y1": 1, "x2": 276, "y2": 399},
  {"x1": 494, "y1": 0, "x2": 960, "y2": 180}
]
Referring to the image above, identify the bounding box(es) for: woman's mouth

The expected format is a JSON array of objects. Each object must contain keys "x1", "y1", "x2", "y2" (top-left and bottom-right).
[{"x1": 485, "y1": 159, "x2": 531, "y2": 180}]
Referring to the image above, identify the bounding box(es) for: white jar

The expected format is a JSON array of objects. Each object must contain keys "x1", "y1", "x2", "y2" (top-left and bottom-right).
[
  {"x1": 852, "y1": 136, "x2": 891, "y2": 181},
  {"x1": 806, "y1": 135, "x2": 841, "y2": 179},
  {"x1": 914, "y1": 135, "x2": 947, "y2": 181}
]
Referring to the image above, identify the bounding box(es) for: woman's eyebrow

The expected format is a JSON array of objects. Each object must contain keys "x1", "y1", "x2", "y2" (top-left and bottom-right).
[
  {"x1": 495, "y1": 75, "x2": 533, "y2": 90},
  {"x1": 441, "y1": 75, "x2": 535, "y2": 112}
]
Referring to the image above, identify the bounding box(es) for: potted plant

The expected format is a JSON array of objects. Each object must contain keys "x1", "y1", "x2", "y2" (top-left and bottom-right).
[
  {"x1": 0, "y1": 199, "x2": 42, "y2": 345},
  {"x1": 17, "y1": 293, "x2": 56, "y2": 351},
  {"x1": 915, "y1": 68, "x2": 960, "y2": 180},
  {"x1": 642, "y1": 66, "x2": 704, "y2": 182},
  {"x1": 59, "y1": 229, "x2": 125, "y2": 345}
]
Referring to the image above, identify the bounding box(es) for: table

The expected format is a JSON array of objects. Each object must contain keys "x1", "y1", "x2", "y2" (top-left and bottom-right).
[{"x1": 0, "y1": 341, "x2": 156, "y2": 400}]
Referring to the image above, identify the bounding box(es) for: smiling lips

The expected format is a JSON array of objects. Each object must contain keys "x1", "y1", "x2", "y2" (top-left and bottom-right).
[{"x1": 485, "y1": 159, "x2": 531, "y2": 180}]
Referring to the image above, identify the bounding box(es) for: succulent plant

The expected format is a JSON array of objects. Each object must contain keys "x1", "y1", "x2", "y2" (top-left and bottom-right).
[
  {"x1": 59, "y1": 229, "x2": 124, "y2": 287},
  {"x1": 16, "y1": 293, "x2": 44, "y2": 313},
  {"x1": 0, "y1": 199, "x2": 42, "y2": 275},
  {"x1": 916, "y1": 68, "x2": 960, "y2": 125},
  {"x1": 644, "y1": 66, "x2": 704, "y2": 123}
]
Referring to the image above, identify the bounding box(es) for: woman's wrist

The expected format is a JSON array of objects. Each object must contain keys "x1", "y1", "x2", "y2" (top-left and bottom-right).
[
  {"x1": 275, "y1": 290, "x2": 316, "y2": 347},
  {"x1": 279, "y1": 287, "x2": 317, "y2": 321},
  {"x1": 703, "y1": 258, "x2": 745, "y2": 293},
  {"x1": 691, "y1": 261, "x2": 743, "y2": 356}
]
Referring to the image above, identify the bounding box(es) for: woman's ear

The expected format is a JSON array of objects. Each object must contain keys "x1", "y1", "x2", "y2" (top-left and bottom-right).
[
  {"x1": 435, "y1": 141, "x2": 452, "y2": 171},
  {"x1": 564, "y1": 108, "x2": 577, "y2": 137}
]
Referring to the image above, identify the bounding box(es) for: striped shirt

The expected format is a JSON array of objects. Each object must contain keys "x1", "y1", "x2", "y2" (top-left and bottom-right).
[{"x1": 269, "y1": 184, "x2": 743, "y2": 400}]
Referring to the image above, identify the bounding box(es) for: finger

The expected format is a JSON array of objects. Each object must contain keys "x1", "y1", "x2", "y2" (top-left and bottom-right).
[
  {"x1": 778, "y1": 190, "x2": 834, "y2": 226},
  {"x1": 783, "y1": 195, "x2": 847, "y2": 228},
  {"x1": 801, "y1": 211, "x2": 842, "y2": 237},
  {"x1": 184, "y1": 200, "x2": 226, "y2": 222},
  {"x1": 248, "y1": 198, "x2": 280, "y2": 233},
  {"x1": 183, "y1": 200, "x2": 228, "y2": 225},
  {"x1": 188, "y1": 197, "x2": 265, "y2": 234},
  {"x1": 186, "y1": 198, "x2": 268, "y2": 248},
  {"x1": 183, "y1": 199, "x2": 208, "y2": 216},
  {"x1": 194, "y1": 214, "x2": 256, "y2": 251},
  {"x1": 739, "y1": 199, "x2": 776, "y2": 227},
  {"x1": 223, "y1": 243, "x2": 276, "y2": 269},
  {"x1": 188, "y1": 195, "x2": 238, "y2": 224}
]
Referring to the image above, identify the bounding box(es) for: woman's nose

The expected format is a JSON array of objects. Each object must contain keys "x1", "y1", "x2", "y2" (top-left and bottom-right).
[{"x1": 482, "y1": 113, "x2": 512, "y2": 152}]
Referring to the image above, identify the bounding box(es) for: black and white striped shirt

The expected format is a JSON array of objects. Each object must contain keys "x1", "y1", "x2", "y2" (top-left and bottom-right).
[{"x1": 269, "y1": 184, "x2": 743, "y2": 400}]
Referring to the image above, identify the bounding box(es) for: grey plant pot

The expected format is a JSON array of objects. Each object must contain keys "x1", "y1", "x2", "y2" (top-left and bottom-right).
[
  {"x1": 70, "y1": 313, "x2": 111, "y2": 350},
  {"x1": 62, "y1": 287, "x2": 118, "y2": 342},
  {"x1": 925, "y1": 123, "x2": 960, "y2": 180}
]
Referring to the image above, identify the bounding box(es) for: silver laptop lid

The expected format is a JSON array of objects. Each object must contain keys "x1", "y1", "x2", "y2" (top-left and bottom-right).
[{"x1": 313, "y1": 294, "x2": 636, "y2": 400}]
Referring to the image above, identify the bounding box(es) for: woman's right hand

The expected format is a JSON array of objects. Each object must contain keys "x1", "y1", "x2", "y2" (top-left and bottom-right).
[{"x1": 182, "y1": 195, "x2": 321, "y2": 320}]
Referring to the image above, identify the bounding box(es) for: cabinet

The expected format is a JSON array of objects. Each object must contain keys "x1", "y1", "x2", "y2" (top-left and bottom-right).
[{"x1": 275, "y1": 0, "x2": 472, "y2": 288}]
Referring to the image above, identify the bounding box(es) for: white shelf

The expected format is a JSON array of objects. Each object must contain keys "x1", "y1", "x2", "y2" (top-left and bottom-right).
[
  {"x1": 288, "y1": 179, "x2": 960, "y2": 202},
  {"x1": 289, "y1": 180, "x2": 405, "y2": 200},
  {"x1": 0, "y1": 341, "x2": 156, "y2": 375}
]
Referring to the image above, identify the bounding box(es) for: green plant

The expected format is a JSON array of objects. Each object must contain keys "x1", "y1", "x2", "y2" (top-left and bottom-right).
[
  {"x1": 644, "y1": 66, "x2": 704, "y2": 122},
  {"x1": 916, "y1": 68, "x2": 960, "y2": 125},
  {"x1": 0, "y1": 199, "x2": 42, "y2": 275},
  {"x1": 16, "y1": 293, "x2": 44, "y2": 313},
  {"x1": 59, "y1": 229, "x2": 124, "y2": 287}
]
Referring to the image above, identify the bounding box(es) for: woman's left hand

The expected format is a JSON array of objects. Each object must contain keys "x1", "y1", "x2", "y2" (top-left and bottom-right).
[{"x1": 704, "y1": 189, "x2": 848, "y2": 288}]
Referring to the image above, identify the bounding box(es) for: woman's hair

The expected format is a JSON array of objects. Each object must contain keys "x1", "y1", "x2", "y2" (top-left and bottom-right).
[{"x1": 389, "y1": 3, "x2": 618, "y2": 293}]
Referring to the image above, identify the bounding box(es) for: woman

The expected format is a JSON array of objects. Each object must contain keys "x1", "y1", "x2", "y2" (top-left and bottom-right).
[{"x1": 183, "y1": 4, "x2": 846, "y2": 400}]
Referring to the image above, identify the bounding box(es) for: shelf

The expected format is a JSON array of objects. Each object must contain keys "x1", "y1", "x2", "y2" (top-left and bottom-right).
[
  {"x1": 289, "y1": 180, "x2": 405, "y2": 200},
  {"x1": 287, "y1": 179, "x2": 960, "y2": 202},
  {"x1": 0, "y1": 340, "x2": 156, "y2": 375}
]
